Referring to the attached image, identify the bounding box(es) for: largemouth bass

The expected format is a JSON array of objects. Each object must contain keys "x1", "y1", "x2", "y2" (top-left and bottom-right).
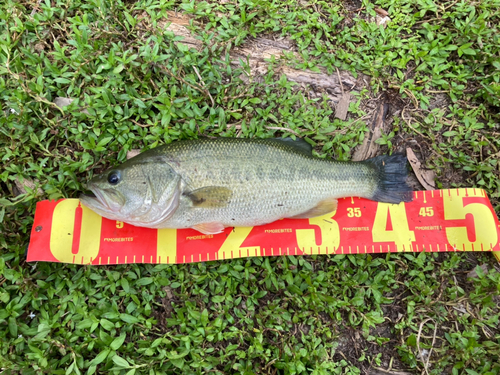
[{"x1": 80, "y1": 138, "x2": 412, "y2": 234}]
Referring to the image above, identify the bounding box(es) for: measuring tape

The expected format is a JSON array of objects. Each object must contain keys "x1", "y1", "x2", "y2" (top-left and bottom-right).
[{"x1": 27, "y1": 188, "x2": 500, "y2": 265}]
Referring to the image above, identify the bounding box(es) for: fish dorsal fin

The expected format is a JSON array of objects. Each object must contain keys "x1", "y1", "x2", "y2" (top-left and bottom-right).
[
  {"x1": 185, "y1": 186, "x2": 232, "y2": 208},
  {"x1": 289, "y1": 198, "x2": 338, "y2": 219},
  {"x1": 273, "y1": 137, "x2": 313, "y2": 155},
  {"x1": 192, "y1": 222, "x2": 225, "y2": 234}
]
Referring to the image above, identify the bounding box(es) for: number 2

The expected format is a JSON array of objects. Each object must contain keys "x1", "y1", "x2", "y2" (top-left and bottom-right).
[{"x1": 217, "y1": 227, "x2": 260, "y2": 259}]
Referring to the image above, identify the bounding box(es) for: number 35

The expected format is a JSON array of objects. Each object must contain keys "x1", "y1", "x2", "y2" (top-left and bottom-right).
[{"x1": 347, "y1": 207, "x2": 361, "y2": 217}]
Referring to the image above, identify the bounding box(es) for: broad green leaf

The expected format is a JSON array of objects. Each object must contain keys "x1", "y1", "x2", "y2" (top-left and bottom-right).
[
  {"x1": 112, "y1": 355, "x2": 131, "y2": 368},
  {"x1": 90, "y1": 349, "x2": 110, "y2": 366},
  {"x1": 110, "y1": 333, "x2": 127, "y2": 350},
  {"x1": 120, "y1": 313, "x2": 139, "y2": 324}
]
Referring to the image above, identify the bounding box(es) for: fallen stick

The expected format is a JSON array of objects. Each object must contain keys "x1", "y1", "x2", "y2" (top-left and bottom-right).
[{"x1": 139, "y1": 11, "x2": 367, "y2": 105}]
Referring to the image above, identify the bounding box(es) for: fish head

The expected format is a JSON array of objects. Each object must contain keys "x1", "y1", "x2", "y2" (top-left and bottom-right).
[{"x1": 80, "y1": 157, "x2": 181, "y2": 227}]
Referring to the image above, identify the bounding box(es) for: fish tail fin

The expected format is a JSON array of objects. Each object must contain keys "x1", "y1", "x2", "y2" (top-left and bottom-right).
[{"x1": 363, "y1": 154, "x2": 413, "y2": 203}]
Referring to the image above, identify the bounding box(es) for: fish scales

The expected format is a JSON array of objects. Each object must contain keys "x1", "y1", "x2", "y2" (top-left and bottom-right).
[
  {"x1": 81, "y1": 137, "x2": 412, "y2": 234},
  {"x1": 159, "y1": 138, "x2": 374, "y2": 227}
]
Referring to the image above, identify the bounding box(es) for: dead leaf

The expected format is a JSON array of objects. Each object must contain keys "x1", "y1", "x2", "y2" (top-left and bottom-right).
[
  {"x1": 34, "y1": 43, "x2": 45, "y2": 52},
  {"x1": 406, "y1": 148, "x2": 436, "y2": 190},
  {"x1": 126, "y1": 149, "x2": 141, "y2": 160},
  {"x1": 14, "y1": 177, "x2": 43, "y2": 196},
  {"x1": 467, "y1": 264, "x2": 489, "y2": 279},
  {"x1": 374, "y1": 7, "x2": 389, "y2": 17},
  {"x1": 370, "y1": 14, "x2": 391, "y2": 27},
  {"x1": 335, "y1": 92, "x2": 351, "y2": 120},
  {"x1": 164, "y1": 286, "x2": 173, "y2": 300},
  {"x1": 376, "y1": 15, "x2": 391, "y2": 27},
  {"x1": 352, "y1": 103, "x2": 387, "y2": 161},
  {"x1": 53, "y1": 97, "x2": 73, "y2": 108},
  {"x1": 54, "y1": 97, "x2": 89, "y2": 114}
]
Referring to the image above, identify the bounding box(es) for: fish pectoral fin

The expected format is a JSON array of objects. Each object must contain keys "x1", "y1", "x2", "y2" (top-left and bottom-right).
[
  {"x1": 289, "y1": 198, "x2": 338, "y2": 219},
  {"x1": 186, "y1": 186, "x2": 233, "y2": 208},
  {"x1": 192, "y1": 222, "x2": 226, "y2": 235}
]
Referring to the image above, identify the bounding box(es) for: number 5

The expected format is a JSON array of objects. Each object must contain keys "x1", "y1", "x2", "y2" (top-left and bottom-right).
[{"x1": 444, "y1": 190, "x2": 498, "y2": 251}]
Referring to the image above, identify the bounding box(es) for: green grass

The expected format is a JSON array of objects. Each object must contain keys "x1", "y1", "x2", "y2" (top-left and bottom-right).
[{"x1": 1, "y1": 0, "x2": 500, "y2": 374}]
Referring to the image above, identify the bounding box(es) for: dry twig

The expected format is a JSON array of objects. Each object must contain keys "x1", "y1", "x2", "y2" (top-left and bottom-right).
[
  {"x1": 192, "y1": 66, "x2": 215, "y2": 107},
  {"x1": 416, "y1": 318, "x2": 438, "y2": 375}
]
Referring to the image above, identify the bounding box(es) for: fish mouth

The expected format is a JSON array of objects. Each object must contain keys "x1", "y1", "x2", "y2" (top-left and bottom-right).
[{"x1": 79, "y1": 184, "x2": 116, "y2": 212}]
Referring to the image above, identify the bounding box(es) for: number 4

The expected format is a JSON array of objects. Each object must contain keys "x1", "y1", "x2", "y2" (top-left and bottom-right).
[{"x1": 372, "y1": 203, "x2": 416, "y2": 251}]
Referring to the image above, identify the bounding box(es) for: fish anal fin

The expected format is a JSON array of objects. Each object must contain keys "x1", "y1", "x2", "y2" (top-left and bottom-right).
[
  {"x1": 192, "y1": 222, "x2": 226, "y2": 235},
  {"x1": 186, "y1": 186, "x2": 232, "y2": 208},
  {"x1": 290, "y1": 198, "x2": 338, "y2": 219}
]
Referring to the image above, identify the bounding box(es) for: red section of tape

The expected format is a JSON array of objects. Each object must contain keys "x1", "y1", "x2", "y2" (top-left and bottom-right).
[{"x1": 27, "y1": 189, "x2": 500, "y2": 265}]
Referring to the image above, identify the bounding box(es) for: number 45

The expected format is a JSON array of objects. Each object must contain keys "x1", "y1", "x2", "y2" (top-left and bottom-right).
[{"x1": 419, "y1": 207, "x2": 434, "y2": 217}]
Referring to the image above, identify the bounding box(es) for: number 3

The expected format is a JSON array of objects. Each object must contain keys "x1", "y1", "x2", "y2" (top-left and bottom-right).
[{"x1": 296, "y1": 212, "x2": 340, "y2": 254}]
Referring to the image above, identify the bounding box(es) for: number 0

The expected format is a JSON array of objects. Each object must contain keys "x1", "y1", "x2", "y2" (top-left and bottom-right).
[{"x1": 50, "y1": 200, "x2": 102, "y2": 263}]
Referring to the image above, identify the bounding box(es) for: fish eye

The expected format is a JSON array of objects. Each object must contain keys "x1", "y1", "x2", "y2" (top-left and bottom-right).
[{"x1": 107, "y1": 171, "x2": 121, "y2": 185}]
